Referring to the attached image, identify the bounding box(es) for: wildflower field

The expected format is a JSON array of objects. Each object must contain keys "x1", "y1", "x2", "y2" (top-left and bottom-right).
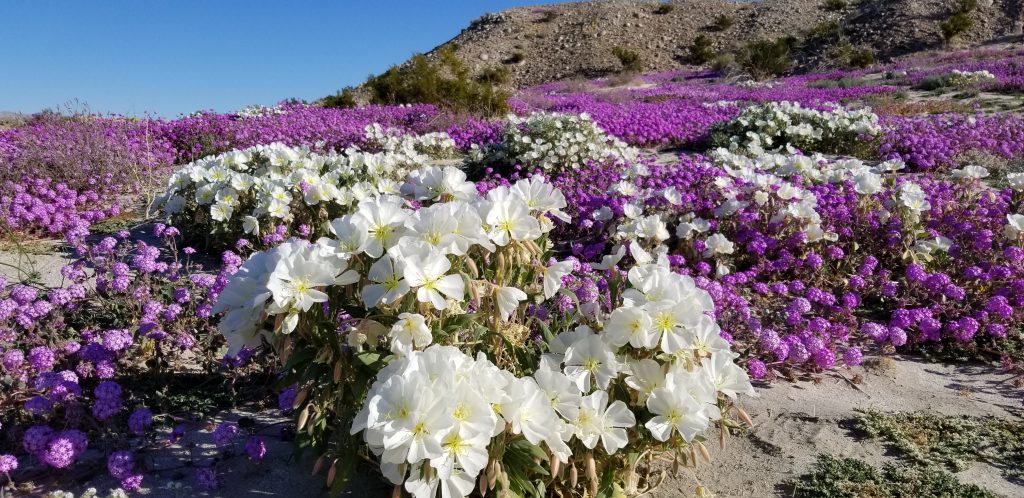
[{"x1": 1, "y1": 46, "x2": 1023, "y2": 498}]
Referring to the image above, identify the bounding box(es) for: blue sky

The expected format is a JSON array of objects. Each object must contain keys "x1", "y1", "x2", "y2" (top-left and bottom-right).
[{"x1": 0, "y1": 0, "x2": 563, "y2": 117}]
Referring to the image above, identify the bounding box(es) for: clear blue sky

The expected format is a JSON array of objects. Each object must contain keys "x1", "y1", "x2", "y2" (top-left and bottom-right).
[{"x1": 0, "y1": 0, "x2": 563, "y2": 117}]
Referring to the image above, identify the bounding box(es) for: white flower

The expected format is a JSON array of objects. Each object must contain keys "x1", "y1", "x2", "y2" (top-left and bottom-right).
[
  {"x1": 624, "y1": 358, "x2": 665, "y2": 398},
  {"x1": 485, "y1": 197, "x2": 541, "y2": 246},
  {"x1": 362, "y1": 255, "x2": 410, "y2": 308},
  {"x1": 495, "y1": 286, "x2": 527, "y2": 322},
  {"x1": 703, "y1": 233, "x2": 735, "y2": 258},
  {"x1": 662, "y1": 186, "x2": 683, "y2": 205},
  {"x1": 530, "y1": 369, "x2": 581, "y2": 424},
  {"x1": 389, "y1": 313, "x2": 432, "y2": 355},
  {"x1": 704, "y1": 352, "x2": 756, "y2": 399},
  {"x1": 645, "y1": 382, "x2": 710, "y2": 442},
  {"x1": 951, "y1": 165, "x2": 989, "y2": 179},
  {"x1": 1007, "y1": 172, "x2": 1024, "y2": 191},
  {"x1": 602, "y1": 306, "x2": 656, "y2": 349},
  {"x1": 1005, "y1": 214, "x2": 1024, "y2": 239},
  {"x1": 242, "y1": 215, "x2": 260, "y2": 235},
  {"x1": 355, "y1": 196, "x2": 410, "y2": 258},
  {"x1": 210, "y1": 202, "x2": 234, "y2": 222},
  {"x1": 403, "y1": 250, "x2": 464, "y2": 310},
  {"x1": 563, "y1": 335, "x2": 618, "y2": 392},
  {"x1": 572, "y1": 390, "x2": 635, "y2": 455},
  {"x1": 542, "y1": 260, "x2": 574, "y2": 299}
]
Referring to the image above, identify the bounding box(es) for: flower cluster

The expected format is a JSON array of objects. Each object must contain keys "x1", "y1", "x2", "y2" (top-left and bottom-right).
[
  {"x1": 156, "y1": 126, "x2": 459, "y2": 246},
  {"x1": 946, "y1": 69, "x2": 997, "y2": 88},
  {"x1": 472, "y1": 112, "x2": 639, "y2": 175},
  {"x1": 710, "y1": 101, "x2": 881, "y2": 156},
  {"x1": 214, "y1": 161, "x2": 753, "y2": 496}
]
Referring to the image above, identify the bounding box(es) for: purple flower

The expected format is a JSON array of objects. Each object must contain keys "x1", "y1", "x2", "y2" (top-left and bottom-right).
[
  {"x1": 212, "y1": 422, "x2": 238, "y2": 448},
  {"x1": 747, "y1": 359, "x2": 767, "y2": 379},
  {"x1": 128, "y1": 408, "x2": 154, "y2": 436},
  {"x1": 0, "y1": 454, "x2": 17, "y2": 474},
  {"x1": 245, "y1": 436, "x2": 267, "y2": 460},
  {"x1": 107, "y1": 450, "x2": 135, "y2": 480}
]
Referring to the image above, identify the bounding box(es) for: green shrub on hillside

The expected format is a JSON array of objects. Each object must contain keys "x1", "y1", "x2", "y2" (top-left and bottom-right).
[
  {"x1": 940, "y1": 13, "x2": 973, "y2": 41},
  {"x1": 363, "y1": 46, "x2": 510, "y2": 117},
  {"x1": 654, "y1": 3, "x2": 674, "y2": 15},
  {"x1": 713, "y1": 13, "x2": 735, "y2": 31},
  {"x1": 612, "y1": 46, "x2": 644, "y2": 73},
  {"x1": 737, "y1": 37, "x2": 795, "y2": 79},
  {"x1": 321, "y1": 87, "x2": 357, "y2": 109},
  {"x1": 689, "y1": 35, "x2": 716, "y2": 64}
]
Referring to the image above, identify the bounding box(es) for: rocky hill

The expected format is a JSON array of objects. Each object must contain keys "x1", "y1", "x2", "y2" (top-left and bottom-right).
[{"x1": 413, "y1": 0, "x2": 1022, "y2": 88}]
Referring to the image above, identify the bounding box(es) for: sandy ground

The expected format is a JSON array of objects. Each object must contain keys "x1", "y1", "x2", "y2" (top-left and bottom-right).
[{"x1": 38, "y1": 354, "x2": 1017, "y2": 498}]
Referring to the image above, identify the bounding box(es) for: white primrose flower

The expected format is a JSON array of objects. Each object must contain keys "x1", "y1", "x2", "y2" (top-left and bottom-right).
[
  {"x1": 1007, "y1": 172, "x2": 1024, "y2": 191},
  {"x1": 389, "y1": 313, "x2": 432, "y2": 355},
  {"x1": 572, "y1": 390, "x2": 636, "y2": 455},
  {"x1": 562, "y1": 334, "x2": 619, "y2": 392},
  {"x1": 1005, "y1": 214, "x2": 1024, "y2": 239},
  {"x1": 355, "y1": 196, "x2": 410, "y2": 258},
  {"x1": 403, "y1": 249, "x2": 464, "y2": 310},
  {"x1": 541, "y1": 260, "x2": 574, "y2": 299},
  {"x1": 485, "y1": 196, "x2": 541, "y2": 246},
  {"x1": 703, "y1": 233, "x2": 735, "y2": 258},
  {"x1": 495, "y1": 286, "x2": 528, "y2": 322}
]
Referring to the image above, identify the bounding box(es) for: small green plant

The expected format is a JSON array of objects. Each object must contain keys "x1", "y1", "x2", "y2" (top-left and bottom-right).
[
  {"x1": 689, "y1": 34, "x2": 716, "y2": 64},
  {"x1": 940, "y1": 12, "x2": 974, "y2": 41},
  {"x1": 712, "y1": 13, "x2": 735, "y2": 31},
  {"x1": 654, "y1": 2, "x2": 674, "y2": 15},
  {"x1": 711, "y1": 52, "x2": 737, "y2": 74},
  {"x1": 831, "y1": 41, "x2": 875, "y2": 68},
  {"x1": 807, "y1": 20, "x2": 842, "y2": 42},
  {"x1": 736, "y1": 37, "x2": 795, "y2": 79},
  {"x1": 823, "y1": 0, "x2": 848, "y2": 11},
  {"x1": 854, "y1": 410, "x2": 1024, "y2": 479},
  {"x1": 612, "y1": 46, "x2": 644, "y2": 73},
  {"x1": 320, "y1": 86, "x2": 357, "y2": 109},
  {"x1": 846, "y1": 46, "x2": 875, "y2": 68},
  {"x1": 788, "y1": 455, "x2": 999, "y2": 498}
]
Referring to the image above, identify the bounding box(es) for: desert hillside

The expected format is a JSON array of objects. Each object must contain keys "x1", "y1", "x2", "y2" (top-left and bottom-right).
[{"x1": 416, "y1": 0, "x2": 1022, "y2": 87}]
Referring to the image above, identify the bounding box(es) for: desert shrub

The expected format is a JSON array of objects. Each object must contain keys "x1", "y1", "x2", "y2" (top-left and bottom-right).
[
  {"x1": 736, "y1": 37, "x2": 795, "y2": 80},
  {"x1": 711, "y1": 52, "x2": 738, "y2": 74},
  {"x1": 710, "y1": 101, "x2": 881, "y2": 155},
  {"x1": 846, "y1": 46, "x2": 875, "y2": 68},
  {"x1": 472, "y1": 111, "x2": 638, "y2": 175},
  {"x1": 320, "y1": 87, "x2": 357, "y2": 109},
  {"x1": 364, "y1": 47, "x2": 510, "y2": 117},
  {"x1": 807, "y1": 20, "x2": 842, "y2": 43},
  {"x1": 689, "y1": 34, "x2": 716, "y2": 64},
  {"x1": 712, "y1": 13, "x2": 735, "y2": 31},
  {"x1": 830, "y1": 41, "x2": 875, "y2": 68},
  {"x1": 504, "y1": 52, "x2": 525, "y2": 64},
  {"x1": 940, "y1": 13, "x2": 974, "y2": 41},
  {"x1": 654, "y1": 2, "x2": 674, "y2": 14},
  {"x1": 476, "y1": 66, "x2": 510, "y2": 85},
  {"x1": 612, "y1": 46, "x2": 644, "y2": 73},
  {"x1": 823, "y1": 0, "x2": 848, "y2": 11}
]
